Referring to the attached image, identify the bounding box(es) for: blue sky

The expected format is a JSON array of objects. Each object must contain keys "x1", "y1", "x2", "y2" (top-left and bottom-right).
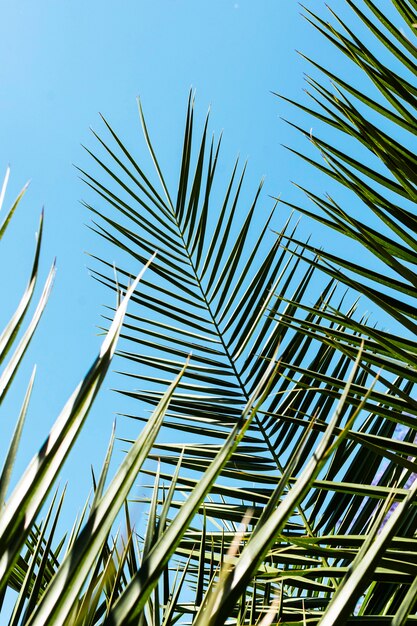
[{"x1": 0, "y1": 1, "x2": 358, "y2": 526}]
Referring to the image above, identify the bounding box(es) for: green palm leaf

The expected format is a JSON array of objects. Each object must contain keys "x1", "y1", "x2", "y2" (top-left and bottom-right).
[{"x1": 83, "y1": 79, "x2": 417, "y2": 626}]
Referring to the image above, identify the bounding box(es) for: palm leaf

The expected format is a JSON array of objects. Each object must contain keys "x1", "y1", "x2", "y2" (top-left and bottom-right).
[{"x1": 83, "y1": 75, "x2": 417, "y2": 626}]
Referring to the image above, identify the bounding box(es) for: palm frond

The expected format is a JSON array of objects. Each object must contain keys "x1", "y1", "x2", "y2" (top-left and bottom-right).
[{"x1": 84, "y1": 53, "x2": 417, "y2": 624}]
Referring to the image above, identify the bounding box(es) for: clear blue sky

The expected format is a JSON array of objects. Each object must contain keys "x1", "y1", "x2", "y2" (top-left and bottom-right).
[{"x1": 0, "y1": 1, "x2": 356, "y2": 523}]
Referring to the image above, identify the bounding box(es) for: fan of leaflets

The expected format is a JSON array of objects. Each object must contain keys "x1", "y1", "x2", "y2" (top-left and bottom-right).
[{"x1": 82, "y1": 2, "x2": 417, "y2": 619}]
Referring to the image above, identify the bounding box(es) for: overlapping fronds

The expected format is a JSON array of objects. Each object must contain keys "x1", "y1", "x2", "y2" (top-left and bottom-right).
[
  {"x1": 83, "y1": 2, "x2": 417, "y2": 615},
  {"x1": 276, "y1": 0, "x2": 417, "y2": 621},
  {"x1": 3, "y1": 0, "x2": 417, "y2": 624}
]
